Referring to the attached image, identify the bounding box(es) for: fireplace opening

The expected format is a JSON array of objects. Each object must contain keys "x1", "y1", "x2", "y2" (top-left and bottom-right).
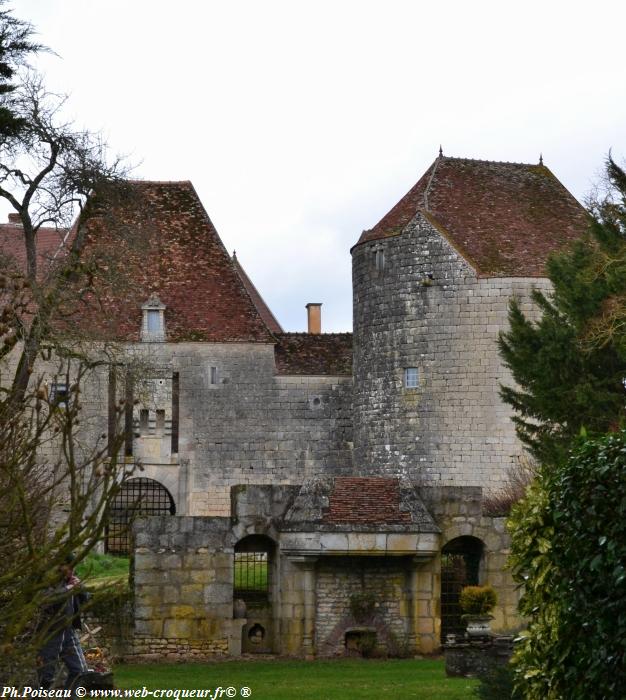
[{"x1": 344, "y1": 628, "x2": 377, "y2": 657}]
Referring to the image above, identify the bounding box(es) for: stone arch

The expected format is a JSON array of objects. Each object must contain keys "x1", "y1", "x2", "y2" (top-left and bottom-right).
[
  {"x1": 440, "y1": 535, "x2": 485, "y2": 641},
  {"x1": 105, "y1": 477, "x2": 176, "y2": 555}
]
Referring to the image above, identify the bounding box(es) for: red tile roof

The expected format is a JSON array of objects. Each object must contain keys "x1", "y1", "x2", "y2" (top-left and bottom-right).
[
  {"x1": 355, "y1": 156, "x2": 590, "y2": 277},
  {"x1": 232, "y1": 252, "x2": 283, "y2": 333},
  {"x1": 72, "y1": 181, "x2": 276, "y2": 342},
  {"x1": 324, "y1": 477, "x2": 412, "y2": 524},
  {"x1": 274, "y1": 332, "x2": 352, "y2": 375},
  {"x1": 0, "y1": 221, "x2": 69, "y2": 275}
]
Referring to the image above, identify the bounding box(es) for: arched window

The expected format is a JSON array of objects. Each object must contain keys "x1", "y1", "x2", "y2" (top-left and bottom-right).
[
  {"x1": 440, "y1": 535, "x2": 484, "y2": 641},
  {"x1": 233, "y1": 535, "x2": 275, "y2": 604},
  {"x1": 106, "y1": 477, "x2": 175, "y2": 555}
]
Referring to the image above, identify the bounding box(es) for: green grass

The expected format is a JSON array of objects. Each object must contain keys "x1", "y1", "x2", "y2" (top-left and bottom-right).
[
  {"x1": 114, "y1": 659, "x2": 477, "y2": 699},
  {"x1": 76, "y1": 552, "x2": 130, "y2": 587}
]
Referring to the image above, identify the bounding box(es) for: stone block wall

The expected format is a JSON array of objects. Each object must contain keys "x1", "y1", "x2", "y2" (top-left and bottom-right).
[
  {"x1": 314, "y1": 557, "x2": 408, "y2": 656},
  {"x1": 352, "y1": 213, "x2": 550, "y2": 489},
  {"x1": 132, "y1": 515, "x2": 234, "y2": 659}
]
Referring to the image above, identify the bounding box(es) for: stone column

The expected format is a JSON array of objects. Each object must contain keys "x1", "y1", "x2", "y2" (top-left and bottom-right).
[
  {"x1": 288, "y1": 556, "x2": 318, "y2": 658},
  {"x1": 406, "y1": 557, "x2": 420, "y2": 651},
  {"x1": 301, "y1": 558, "x2": 317, "y2": 658}
]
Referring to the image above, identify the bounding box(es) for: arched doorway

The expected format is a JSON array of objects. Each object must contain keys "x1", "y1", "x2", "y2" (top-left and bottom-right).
[
  {"x1": 440, "y1": 535, "x2": 484, "y2": 641},
  {"x1": 106, "y1": 477, "x2": 176, "y2": 555},
  {"x1": 234, "y1": 535, "x2": 276, "y2": 653}
]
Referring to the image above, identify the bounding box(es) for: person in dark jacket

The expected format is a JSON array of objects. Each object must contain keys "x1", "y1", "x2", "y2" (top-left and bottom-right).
[{"x1": 37, "y1": 554, "x2": 89, "y2": 689}]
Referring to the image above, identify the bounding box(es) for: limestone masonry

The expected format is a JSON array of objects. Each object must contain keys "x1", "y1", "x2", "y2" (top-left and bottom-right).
[{"x1": 0, "y1": 154, "x2": 589, "y2": 658}]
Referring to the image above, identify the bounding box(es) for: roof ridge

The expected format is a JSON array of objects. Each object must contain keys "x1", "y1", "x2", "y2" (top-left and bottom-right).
[{"x1": 440, "y1": 155, "x2": 545, "y2": 167}]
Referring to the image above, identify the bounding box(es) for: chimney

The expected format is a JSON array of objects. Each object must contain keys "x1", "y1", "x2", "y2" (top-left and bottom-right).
[
  {"x1": 306, "y1": 303, "x2": 322, "y2": 334},
  {"x1": 8, "y1": 213, "x2": 21, "y2": 225}
]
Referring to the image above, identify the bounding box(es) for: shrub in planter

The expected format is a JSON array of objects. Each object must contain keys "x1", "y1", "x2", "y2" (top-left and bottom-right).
[{"x1": 459, "y1": 586, "x2": 497, "y2": 615}]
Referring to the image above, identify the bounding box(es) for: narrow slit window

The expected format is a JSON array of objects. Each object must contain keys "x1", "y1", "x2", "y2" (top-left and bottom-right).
[
  {"x1": 374, "y1": 249, "x2": 385, "y2": 272},
  {"x1": 405, "y1": 367, "x2": 419, "y2": 388},
  {"x1": 210, "y1": 366, "x2": 218, "y2": 385},
  {"x1": 139, "y1": 409, "x2": 149, "y2": 434},
  {"x1": 156, "y1": 409, "x2": 165, "y2": 433}
]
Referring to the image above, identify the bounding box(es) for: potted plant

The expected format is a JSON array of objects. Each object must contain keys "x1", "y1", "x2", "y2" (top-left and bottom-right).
[{"x1": 459, "y1": 585, "x2": 497, "y2": 638}]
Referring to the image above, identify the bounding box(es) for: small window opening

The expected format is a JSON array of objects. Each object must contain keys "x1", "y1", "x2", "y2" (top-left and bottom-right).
[
  {"x1": 405, "y1": 367, "x2": 419, "y2": 388},
  {"x1": 139, "y1": 409, "x2": 149, "y2": 434},
  {"x1": 210, "y1": 366, "x2": 218, "y2": 385},
  {"x1": 374, "y1": 249, "x2": 385, "y2": 272},
  {"x1": 50, "y1": 379, "x2": 69, "y2": 407},
  {"x1": 156, "y1": 409, "x2": 165, "y2": 433},
  {"x1": 147, "y1": 310, "x2": 161, "y2": 333}
]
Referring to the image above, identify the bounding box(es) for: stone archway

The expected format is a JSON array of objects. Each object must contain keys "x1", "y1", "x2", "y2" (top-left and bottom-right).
[
  {"x1": 440, "y1": 535, "x2": 484, "y2": 641},
  {"x1": 106, "y1": 477, "x2": 176, "y2": 555}
]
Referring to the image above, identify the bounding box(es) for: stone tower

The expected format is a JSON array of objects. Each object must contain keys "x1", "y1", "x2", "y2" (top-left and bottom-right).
[{"x1": 351, "y1": 155, "x2": 588, "y2": 487}]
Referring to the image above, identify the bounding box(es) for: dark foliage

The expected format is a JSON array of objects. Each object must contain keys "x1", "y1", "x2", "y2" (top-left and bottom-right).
[
  {"x1": 508, "y1": 430, "x2": 626, "y2": 699},
  {"x1": 498, "y1": 157, "x2": 626, "y2": 465}
]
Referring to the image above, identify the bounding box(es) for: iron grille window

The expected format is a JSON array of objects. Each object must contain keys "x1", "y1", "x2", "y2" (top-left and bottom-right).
[
  {"x1": 106, "y1": 477, "x2": 175, "y2": 555},
  {"x1": 234, "y1": 551, "x2": 269, "y2": 602},
  {"x1": 440, "y1": 537, "x2": 483, "y2": 641}
]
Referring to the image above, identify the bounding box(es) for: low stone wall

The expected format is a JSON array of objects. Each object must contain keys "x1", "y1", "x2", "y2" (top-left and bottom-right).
[
  {"x1": 128, "y1": 636, "x2": 229, "y2": 662},
  {"x1": 444, "y1": 636, "x2": 514, "y2": 677}
]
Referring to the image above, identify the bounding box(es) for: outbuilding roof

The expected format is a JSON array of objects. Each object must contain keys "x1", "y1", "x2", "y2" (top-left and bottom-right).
[{"x1": 355, "y1": 156, "x2": 589, "y2": 277}]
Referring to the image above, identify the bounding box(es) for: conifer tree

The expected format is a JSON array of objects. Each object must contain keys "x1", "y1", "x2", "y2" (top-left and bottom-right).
[{"x1": 498, "y1": 157, "x2": 626, "y2": 465}]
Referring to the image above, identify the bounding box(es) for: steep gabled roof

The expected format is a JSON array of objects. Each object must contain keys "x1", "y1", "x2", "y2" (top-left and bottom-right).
[
  {"x1": 76, "y1": 181, "x2": 276, "y2": 342},
  {"x1": 355, "y1": 156, "x2": 590, "y2": 277},
  {"x1": 232, "y1": 252, "x2": 283, "y2": 333},
  {"x1": 273, "y1": 332, "x2": 352, "y2": 375}
]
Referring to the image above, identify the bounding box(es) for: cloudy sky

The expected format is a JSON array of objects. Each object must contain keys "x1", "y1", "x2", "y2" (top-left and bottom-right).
[{"x1": 16, "y1": 0, "x2": 626, "y2": 331}]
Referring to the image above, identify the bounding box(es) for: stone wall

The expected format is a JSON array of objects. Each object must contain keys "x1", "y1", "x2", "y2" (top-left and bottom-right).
[
  {"x1": 422, "y1": 486, "x2": 523, "y2": 634},
  {"x1": 132, "y1": 515, "x2": 234, "y2": 660},
  {"x1": 352, "y1": 213, "x2": 550, "y2": 489},
  {"x1": 314, "y1": 557, "x2": 408, "y2": 657}
]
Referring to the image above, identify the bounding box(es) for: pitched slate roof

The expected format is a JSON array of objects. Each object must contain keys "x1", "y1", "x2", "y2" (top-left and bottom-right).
[
  {"x1": 355, "y1": 156, "x2": 589, "y2": 277},
  {"x1": 273, "y1": 332, "x2": 352, "y2": 375},
  {"x1": 76, "y1": 181, "x2": 275, "y2": 342},
  {"x1": 232, "y1": 252, "x2": 283, "y2": 333}
]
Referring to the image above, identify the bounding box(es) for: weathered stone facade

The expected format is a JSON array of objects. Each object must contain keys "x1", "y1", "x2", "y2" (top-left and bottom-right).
[{"x1": 1, "y1": 155, "x2": 590, "y2": 661}]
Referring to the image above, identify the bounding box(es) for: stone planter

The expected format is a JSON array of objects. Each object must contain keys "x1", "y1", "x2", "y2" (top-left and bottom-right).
[{"x1": 463, "y1": 614, "x2": 493, "y2": 639}]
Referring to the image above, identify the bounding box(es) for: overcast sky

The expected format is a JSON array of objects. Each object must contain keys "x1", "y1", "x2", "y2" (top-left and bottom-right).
[{"x1": 16, "y1": 0, "x2": 626, "y2": 332}]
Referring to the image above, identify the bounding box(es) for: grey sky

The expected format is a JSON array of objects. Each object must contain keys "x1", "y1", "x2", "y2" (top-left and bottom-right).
[{"x1": 16, "y1": 0, "x2": 626, "y2": 332}]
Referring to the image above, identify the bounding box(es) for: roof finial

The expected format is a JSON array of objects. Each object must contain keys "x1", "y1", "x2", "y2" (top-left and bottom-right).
[
  {"x1": 539, "y1": 153, "x2": 543, "y2": 166},
  {"x1": 439, "y1": 144, "x2": 443, "y2": 157},
  {"x1": 232, "y1": 249, "x2": 237, "y2": 260}
]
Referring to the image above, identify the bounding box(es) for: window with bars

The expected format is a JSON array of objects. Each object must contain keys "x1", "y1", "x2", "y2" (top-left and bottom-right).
[
  {"x1": 404, "y1": 367, "x2": 419, "y2": 388},
  {"x1": 105, "y1": 477, "x2": 175, "y2": 555},
  {"x1": 234, "y1": 536, "x2": 273, "y2": 603}
]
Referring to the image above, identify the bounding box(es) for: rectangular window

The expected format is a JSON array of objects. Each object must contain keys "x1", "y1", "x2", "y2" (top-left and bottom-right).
[
  {"x1": 147, "y1": 310, "x2": 161, "y2": 333},
  {"x1": 210, "y1": 366, "x2": 218, "y2": 385},
  {"x1": 50, "y1": 380, "x2": 68, "y2": 407},
  {"x1": 405, "y1": 367, "x2": 419, "y2": 388},
  {"x1": 156, "y1": 409, "x2": 165, "y2": 433},
  {"x1": 139, "y1": 409, "x2": 149, "y2": 434},
  {"x1": 374, "y1": 249, "x2": 385, "y2": 272}
]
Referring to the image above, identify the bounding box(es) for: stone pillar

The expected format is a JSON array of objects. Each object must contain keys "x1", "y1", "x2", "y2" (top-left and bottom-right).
[
  {"x1": 415, "y1": 557, "x2": 439, "y2": 653},
  {"x1": 301, "y1": 558, "x2": 317, "y2": 658},
  {"x1": 406, "y1": 558, "x2": 420, "y2": 651},
  {"x1": 288, "y1": 556, "x2": 318, "y2": 658}
]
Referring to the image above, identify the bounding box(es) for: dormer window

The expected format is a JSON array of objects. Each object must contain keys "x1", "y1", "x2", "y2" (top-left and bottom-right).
[{"x1": 141, "y1": 294, "x2": 166, "y2": 342}]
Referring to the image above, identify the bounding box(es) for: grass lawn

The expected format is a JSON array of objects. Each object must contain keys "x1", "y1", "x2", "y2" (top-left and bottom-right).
[
  {"x1": 76, "y1": 553, "x2": 130, "y2": 588},
  {"x1": 114, "y1": 658, "x2": 477, "y2": 700}
]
